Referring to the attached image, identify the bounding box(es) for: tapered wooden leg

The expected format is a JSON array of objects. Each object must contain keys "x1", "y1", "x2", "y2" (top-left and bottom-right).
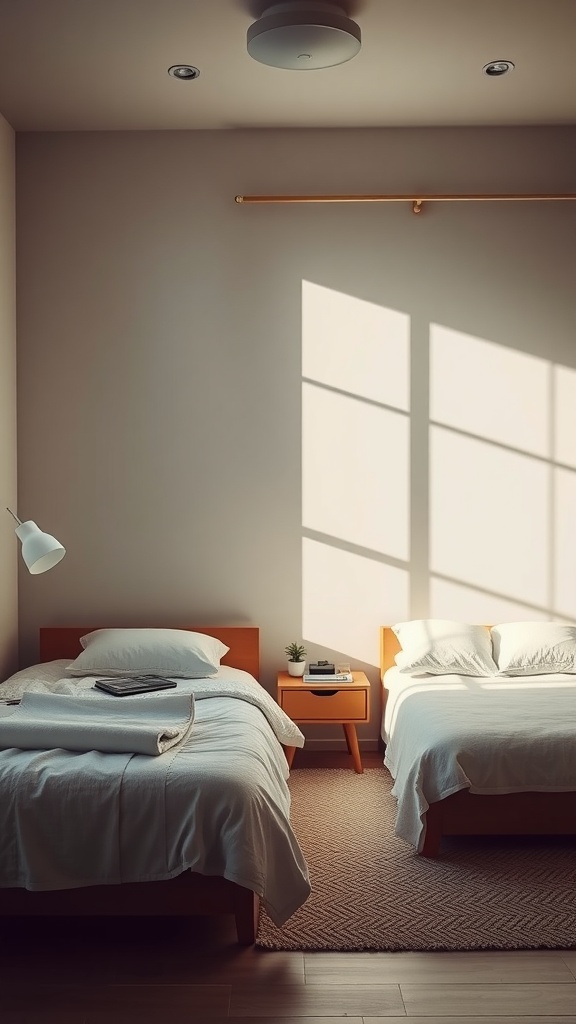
[{"x1": 342, "y1": 723, "x2": 363, "y2": 773}]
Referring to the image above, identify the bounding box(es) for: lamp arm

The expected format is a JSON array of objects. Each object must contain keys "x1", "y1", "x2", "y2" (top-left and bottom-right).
[{"x1": 6, "y1": 507, "x2": 22, "y2": 526}]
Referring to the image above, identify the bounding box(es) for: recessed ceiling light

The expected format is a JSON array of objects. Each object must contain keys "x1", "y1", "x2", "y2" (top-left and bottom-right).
[
  {"x1": 483, "y1": 60, "x2": 515, "y2": 77},
  {"x1": 168, "y1": 65, "x2": 200, "y2": 80}
]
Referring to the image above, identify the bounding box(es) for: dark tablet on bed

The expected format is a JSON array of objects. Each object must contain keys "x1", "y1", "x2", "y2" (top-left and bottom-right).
[{"x1": 93, "y1": 676, "x2": 178, "y2": 696}]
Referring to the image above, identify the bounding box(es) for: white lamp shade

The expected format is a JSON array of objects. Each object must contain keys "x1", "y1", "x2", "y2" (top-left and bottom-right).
[{"x1": 15, "y1": 520, "x2": 66, "y2": 575}]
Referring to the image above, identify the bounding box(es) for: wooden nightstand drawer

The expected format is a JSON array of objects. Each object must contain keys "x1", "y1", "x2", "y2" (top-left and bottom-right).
[
  {"x1": 281, "y1": 687, "x2": 367, "y2": 722},
  {"x1": 278, "y1": 670, "x2": 370, "y2": 772}
]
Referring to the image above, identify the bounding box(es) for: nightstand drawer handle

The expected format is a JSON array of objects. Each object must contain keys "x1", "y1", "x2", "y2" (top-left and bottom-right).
[{"x1": 311, "y1": 689, "x2": 338, "y2": 696}]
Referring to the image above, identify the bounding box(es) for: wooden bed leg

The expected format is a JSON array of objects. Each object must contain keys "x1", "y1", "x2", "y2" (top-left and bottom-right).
[
  {"x1": 420, "y1": 805, "x2": 442, "y2": 857},
  {"x1": 233, "y1": 887, "x2": 260, "y2": 945},
  {"x1": 283, "y1": 745, "x2": 296, "y2": 769}
]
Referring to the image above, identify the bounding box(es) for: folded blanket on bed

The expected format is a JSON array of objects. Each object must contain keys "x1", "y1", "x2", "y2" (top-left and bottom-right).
[{"x1": 0, "y1": 691, "x2": 195, "y2": 755}]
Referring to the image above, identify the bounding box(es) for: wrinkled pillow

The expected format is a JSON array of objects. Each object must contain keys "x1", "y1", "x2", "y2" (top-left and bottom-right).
[
  {"x1": 492, "y1": 622, "x2": 576, "y2": 676},
  {"x1": 393, "y1": 619, "x2": 497, "y2": 676},
  {"x1": 65, "y1": 628, "x2": 229, "y2": 679}
]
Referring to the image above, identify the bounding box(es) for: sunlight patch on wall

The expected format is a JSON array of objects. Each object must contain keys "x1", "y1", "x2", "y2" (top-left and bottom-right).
[
  {"x1": 302, "y1": 538, "x2": 408, "y2": 666},
  {"x1": 430, "y1": 426, "x2": 550, "y2": 608},
  {"x1": 302, "y1": 382, "x2": 409, "y2": 559},
  {"x1": 554, "y1": 467, "x2": 576, "y2": 617},
  {"x1": 554, "y1": 365, "x2": 576, "y2": 469},
  {"x1": 430, "y1": 325, "x2": 576, "y2": 621},
  {"x1": 430, "y1": 578, "x2": 560, "y2": 623},
  {"x1": 301, "y1": 286, "x2": 576, "y2": 642},
  {"x1": 301, "y1": 281, "x2": 410, "y2": 654},
  {"x1": 431, "y1": 324, "x2": 549, "y2": 457},
  {"x1": 302, "y1": 280, "x2": 409, "y2": 410}
]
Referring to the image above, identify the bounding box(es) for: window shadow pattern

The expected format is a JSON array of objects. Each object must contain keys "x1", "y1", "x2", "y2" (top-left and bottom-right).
[{"x1": 302, "y1": 281, "x2": 576, "y2": 667}]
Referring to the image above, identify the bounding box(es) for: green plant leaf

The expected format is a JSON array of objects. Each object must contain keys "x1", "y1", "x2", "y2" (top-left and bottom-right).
[{"x1": 284, "y1": 641, "x2": 306, "y2": 661}]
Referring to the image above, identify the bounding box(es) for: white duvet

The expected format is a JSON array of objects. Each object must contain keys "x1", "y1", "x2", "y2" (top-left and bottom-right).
[
  {"x1": 0, "y1": 662, "x2": 310, "y2": 926},
  {"x1": 382, "y1": 666, "x2": 576, "y2": 852}
]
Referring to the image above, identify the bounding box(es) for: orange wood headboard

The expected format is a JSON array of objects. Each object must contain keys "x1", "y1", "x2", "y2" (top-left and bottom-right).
[
  {"x1": 39, "y1": 626, "x2": 260, "y2": 679},
  {"x1": 380, "y1": 627, "x2": 401, "y2": 679}
]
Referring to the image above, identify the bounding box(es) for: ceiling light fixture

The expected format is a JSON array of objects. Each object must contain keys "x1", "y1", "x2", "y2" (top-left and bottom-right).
[
  {"x1": 247, "y1": 1, "x2": 361, "y2": 70},
  {"x1": 483, "y1": 60, "x2": 515, "y2": 77},
  {"x1": 167, "y1": 65, "x2": 200, "y2": 80}
]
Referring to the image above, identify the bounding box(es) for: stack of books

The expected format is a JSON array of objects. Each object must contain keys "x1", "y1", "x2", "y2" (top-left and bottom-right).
[
  {"x1": 303, "y1": 672, "x2": 353, "y2": 682},
  {"x1": 303, "y1": 662, "x2": 353, "y2": 683}
]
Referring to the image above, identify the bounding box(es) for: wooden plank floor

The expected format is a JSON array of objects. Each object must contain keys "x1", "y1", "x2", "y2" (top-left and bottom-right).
[{"x1": 1, "y1": 753, "x2": 575, "y2": 1023}]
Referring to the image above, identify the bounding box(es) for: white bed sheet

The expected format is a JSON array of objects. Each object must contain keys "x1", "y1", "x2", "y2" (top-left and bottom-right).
[
  {"x1": 382, "y1": 666, "x2": 576, "y2": 852},
  {"x1": 0, "y1": 661, "x2": 310, "y2": 926}
]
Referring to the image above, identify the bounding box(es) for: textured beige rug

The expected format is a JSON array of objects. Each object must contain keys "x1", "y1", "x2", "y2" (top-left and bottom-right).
[{"x1": 256, "y1": 766, "x2": 576, "y2": 951}]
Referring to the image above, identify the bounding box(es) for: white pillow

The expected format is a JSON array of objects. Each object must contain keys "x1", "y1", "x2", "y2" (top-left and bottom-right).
[
  {"x1": 392, "y1": 619, "x2": 497, "y2": 676},
  {"x1": 492, "y1": 622, "x2": 576, "y2": 676},
  {"x1": 65, "y1": 628, "x2": 229, "y2": 678}
]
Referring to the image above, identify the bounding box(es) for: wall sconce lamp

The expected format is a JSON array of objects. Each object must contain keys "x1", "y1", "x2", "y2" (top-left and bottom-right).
[{"x1": 6, "y1": 508, "x2": 66, "y2": 575}]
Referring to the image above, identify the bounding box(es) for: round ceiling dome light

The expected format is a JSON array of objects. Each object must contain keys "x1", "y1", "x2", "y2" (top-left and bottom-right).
[
  {"x1": 482, "y1": 60, "x2": 515, "y2": 76},
  {"x1": 247, "y1": 1, "x2": 361, "y2": 70},
  {"x1": 167, "y1": 65, "x2": 200, "y2": 80}
]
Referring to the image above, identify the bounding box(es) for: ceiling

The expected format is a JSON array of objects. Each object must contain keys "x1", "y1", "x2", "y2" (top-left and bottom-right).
[{"x1": 0, "y1": 0, "x2": 575, "y2": 132}]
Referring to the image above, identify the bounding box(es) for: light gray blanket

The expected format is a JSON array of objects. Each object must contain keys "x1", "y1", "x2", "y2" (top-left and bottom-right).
[
  {"x1": 0, "y1": 663, "x2": 310, "y2": 925},
  {"x1": 383, "y1": 667, "x2": 576, "y2": 851},
  {"x1": 0, "y1": 692, "x2": 195, "y2": 755}
]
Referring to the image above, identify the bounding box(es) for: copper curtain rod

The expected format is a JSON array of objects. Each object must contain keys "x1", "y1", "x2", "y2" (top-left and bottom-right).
[{"x1": 235, "y1": 193, "x2": 576, "y2": 215}]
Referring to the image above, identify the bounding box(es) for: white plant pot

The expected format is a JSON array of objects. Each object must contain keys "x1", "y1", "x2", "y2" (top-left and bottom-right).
[{"x1": 287, "y1": 660, "x2": 306, "y2": 677}]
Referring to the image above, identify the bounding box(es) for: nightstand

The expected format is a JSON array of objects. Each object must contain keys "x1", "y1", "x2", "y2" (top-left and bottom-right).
[{"x1": 277, "y1": 670, "x2": 370, "y2": 774}]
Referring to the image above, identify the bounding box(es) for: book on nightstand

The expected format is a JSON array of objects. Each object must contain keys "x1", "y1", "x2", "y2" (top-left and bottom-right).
[{"x1": 302, "y1": 672, "x2": 353, "y2": 683}]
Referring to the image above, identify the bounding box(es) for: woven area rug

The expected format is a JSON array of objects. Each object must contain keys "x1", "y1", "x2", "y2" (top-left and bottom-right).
[{"x1": 256, "y1": 766, "x2": 576, "y2": 952}]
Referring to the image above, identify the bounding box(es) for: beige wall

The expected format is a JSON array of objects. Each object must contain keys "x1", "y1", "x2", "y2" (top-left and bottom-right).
[
  {"x1": 0, "y1": 112, "x2": 17, "y2": 680},
  {"x1": 15, "y1": 126, "x2": 576, "y2": 745}
]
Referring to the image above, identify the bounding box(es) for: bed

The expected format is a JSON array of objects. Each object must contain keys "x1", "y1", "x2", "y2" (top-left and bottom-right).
[
  {"x1": 380, "y1": 625, "x2": 576, "y2": 857},
  {"x1": 0, "y1": 625, "x2": 310, "y2": 943}
]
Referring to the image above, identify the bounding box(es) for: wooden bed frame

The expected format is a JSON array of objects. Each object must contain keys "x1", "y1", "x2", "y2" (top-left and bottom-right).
[
  {"x1": 0, "y1": 625, "x2": 261, "y2": 944},
  {"x1": 380, "y1": 626, "x2": 576, "y2": 857}
]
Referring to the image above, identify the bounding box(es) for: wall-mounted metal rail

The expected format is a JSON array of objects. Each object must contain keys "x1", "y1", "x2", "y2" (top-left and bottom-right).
[{"x1": 235, "y1": 193, "x2": 576, "y2": 215}]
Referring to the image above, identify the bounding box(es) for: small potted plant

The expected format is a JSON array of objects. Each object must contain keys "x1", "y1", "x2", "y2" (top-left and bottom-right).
[{"x1": 285, "y1": 641, "x2": 307, "y2": 677}]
